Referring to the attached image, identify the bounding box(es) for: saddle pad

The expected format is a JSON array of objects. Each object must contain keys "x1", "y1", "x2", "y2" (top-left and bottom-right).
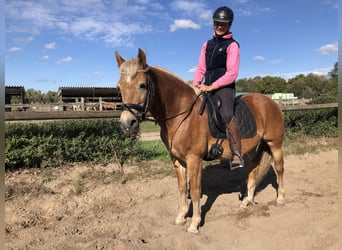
[
  {"x1": 206, "y1": 95, "x2": 257, "y2": 139},
  {"x1": 234, "y1": 96, "x2": 257, "y2": 138}
]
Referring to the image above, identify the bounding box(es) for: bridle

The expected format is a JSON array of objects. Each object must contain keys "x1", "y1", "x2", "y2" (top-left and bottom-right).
[
  {"x1": 120, "y1": 66, "x2": 202, "y2": 123},
  {"x1": 120, "y1": 67, "x2": 154, "y2": 122}
]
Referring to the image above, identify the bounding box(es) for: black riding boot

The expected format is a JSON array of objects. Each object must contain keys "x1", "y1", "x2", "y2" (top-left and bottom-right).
[{"x1": 226, "y1": 117, "x2": 245, "y2": 170}]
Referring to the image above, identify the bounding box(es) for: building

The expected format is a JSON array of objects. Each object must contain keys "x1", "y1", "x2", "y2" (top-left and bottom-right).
[
  {"x1": 57, "y1": 87, "x2": 121, "y2": 111},
  {"x1": 5, "y1": 86, "x2": 26, "y2": 111}
]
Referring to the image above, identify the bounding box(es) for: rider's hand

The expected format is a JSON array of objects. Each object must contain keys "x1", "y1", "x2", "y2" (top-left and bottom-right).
[{"x1": 198, "y1": 84, "x2": 215, "y2": 92}]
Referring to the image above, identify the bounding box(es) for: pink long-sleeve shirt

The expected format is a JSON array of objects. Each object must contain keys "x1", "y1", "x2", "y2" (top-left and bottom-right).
[{"x1": 193, "y1": 32, "x2": 240, "y2": 89}]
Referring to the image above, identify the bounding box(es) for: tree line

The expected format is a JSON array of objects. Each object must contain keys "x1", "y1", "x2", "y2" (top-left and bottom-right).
[
  {"x1": 236, "y1": 62, "x2": 337, "y2": 104},
  {"x1": 12, "y1": 62, "x2": 338, "y2": 104}
]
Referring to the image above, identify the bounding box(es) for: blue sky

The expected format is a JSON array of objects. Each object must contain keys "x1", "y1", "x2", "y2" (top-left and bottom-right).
[{"x1": 5, "y1": 0, "x2": 338, "y2": 93}]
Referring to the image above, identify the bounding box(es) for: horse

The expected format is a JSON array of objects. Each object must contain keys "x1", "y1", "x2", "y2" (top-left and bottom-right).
[{"x1": 115, "y1": 48, "x2": 285, "y2": 234}]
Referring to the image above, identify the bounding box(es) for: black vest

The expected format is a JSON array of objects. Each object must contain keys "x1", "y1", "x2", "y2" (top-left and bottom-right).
[{"x1": 204, "y1": 36, "x2": 238, "y2": 88}]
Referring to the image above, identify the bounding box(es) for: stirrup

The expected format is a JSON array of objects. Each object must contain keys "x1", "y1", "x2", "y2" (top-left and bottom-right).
[{"x1": 230, "y1": 154, "x2": 245, "y2": 170}]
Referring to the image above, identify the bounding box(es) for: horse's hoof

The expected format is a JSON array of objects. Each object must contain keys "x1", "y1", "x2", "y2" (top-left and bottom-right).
[
  {"x1": 239, "y1": 199, "x2": 251, "y2": 208},
  {"x1": 175, "y1": 218, "x2": 187, "y2": 225},
  {"x1": 187, "y1": 226, "x2": 199, "y2": 234},
  {"x1": 239, "y1": 203, "x2": 248, "y2": 209},
  {"x1": 276, "y1": 199, "x2": 285, "y2": 207}
]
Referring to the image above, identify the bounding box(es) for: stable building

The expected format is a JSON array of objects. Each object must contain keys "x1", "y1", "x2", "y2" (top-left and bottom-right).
[
  {"x1": 57, "y1": 87, "x2": 121, "y2": 111},
  {"x1": 5, "y1": 86, "x2": 26, "y2": 112}
]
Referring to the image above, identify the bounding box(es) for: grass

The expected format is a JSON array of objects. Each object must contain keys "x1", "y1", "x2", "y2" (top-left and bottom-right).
[
  {"x1": 139, "y1": 121, "x2": 160, "y2": 133},
  {"x1": 283, "y1": 133, "x2": 338, "y2": 155},
  {"x1": 41, "y1": 169, "x2": 57, "y2": 184},
  {"x1": 137, "y1": 140, "x2": 170, "y2": 162}
]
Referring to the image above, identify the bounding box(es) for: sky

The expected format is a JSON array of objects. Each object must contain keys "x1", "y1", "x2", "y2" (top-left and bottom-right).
[{"x1": 5, "y1": 0, "x2": 338, "y2": 93}]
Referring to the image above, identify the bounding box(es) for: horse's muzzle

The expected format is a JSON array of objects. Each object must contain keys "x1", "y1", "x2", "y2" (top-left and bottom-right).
[{"x1": 120, "y1": 111, "x2": 140, "y2": 135}]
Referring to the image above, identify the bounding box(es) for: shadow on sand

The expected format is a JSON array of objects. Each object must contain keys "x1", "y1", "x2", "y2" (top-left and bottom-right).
[{"x1": 187, "y1": 160, "x2": 279, "y2": 227}]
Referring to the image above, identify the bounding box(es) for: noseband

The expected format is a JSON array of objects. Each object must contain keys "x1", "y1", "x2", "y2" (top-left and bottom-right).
[{"x1": 121, "y1": 67, "x2": 153, "y2": 122}]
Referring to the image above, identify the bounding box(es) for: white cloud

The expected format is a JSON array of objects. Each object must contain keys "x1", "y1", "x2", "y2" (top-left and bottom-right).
[
  {"x1": 5, "y1": 0, "x2": 153, "y2": 47},
  {"x1": 269, "y1": 67, "x2": 332, "y2": 80},
  {"x1": 70, "y1": 18, "x2": 105, "y2": 38},
  {"x1": 171, "y1": 1, "x2": 206, "y2": 12},
  {"x1": 253, "y1": 56, "x2": 265, "y2": 61},
  {"x1": 69, "y1": 17, "x2": 151, "y2": 46},
  {"x1": 8, "y1": 47, "x2": 22, "y2": 52},
  {"x1": 41, "y1": 55, "x2": 49, "y2": 60},
  {"x1": 315, "y1": 42, "x2": 338, "y2": 55},
  {"x1": 236, "y1": 2, "x2": 274, "y2": 17},
  {"x1": 44, "y1": 42, "x2": 56, "y2": 49},
  {"x1": 311, "y1": 67, "x2": 333, "y2": 76},
  {"x1": 171, "y1": 1, "x2": 211, "y2": 22},
  {"x1": 170, "y1": 19, "x2": 200, "y2": 32},
  {"x1": 57, "y1": 56, "x2": 73, "y2": 64},
  {"x1": 188, "y1": 67, "x2": 196, "y2": 73}
]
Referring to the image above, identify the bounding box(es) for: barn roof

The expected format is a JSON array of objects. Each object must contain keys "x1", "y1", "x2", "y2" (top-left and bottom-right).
[
  {"x1": 57, "y1": 87, "x2": 120, "y2": 98},
  {"x1": 5, "y1": 86, "x2": 25, "y2": 96}
]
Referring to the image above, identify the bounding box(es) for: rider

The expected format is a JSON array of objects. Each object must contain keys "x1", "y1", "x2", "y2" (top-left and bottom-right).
[{"x1": 193, "y1": 6, "x2": 244, "y2": 169}]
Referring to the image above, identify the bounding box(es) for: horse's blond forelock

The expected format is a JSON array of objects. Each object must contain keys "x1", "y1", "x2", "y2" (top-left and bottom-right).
[{"x1": 120, "y1": 59, "x2": 139, "y2": 83}]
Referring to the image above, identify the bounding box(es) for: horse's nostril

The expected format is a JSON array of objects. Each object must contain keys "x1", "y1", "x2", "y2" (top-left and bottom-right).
[{"x1": 130, "y1": 119, "x2": 138, "y2": 128}]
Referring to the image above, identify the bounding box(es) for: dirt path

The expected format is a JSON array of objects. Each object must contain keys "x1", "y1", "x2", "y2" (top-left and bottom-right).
[
  {"x1": 5, "y1": 149, "x2": 338, "y2": 249},
  {"x1": 139, "y1": 131, "x2": 161, "y2": 141}
]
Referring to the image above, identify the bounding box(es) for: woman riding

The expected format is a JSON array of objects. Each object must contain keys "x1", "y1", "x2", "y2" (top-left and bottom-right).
[{"x1": 193, "y1": 6, "x2": 244, "y2": 169}]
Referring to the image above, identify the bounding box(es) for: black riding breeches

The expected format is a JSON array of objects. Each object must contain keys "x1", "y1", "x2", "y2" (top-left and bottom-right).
[{"x1": 213, "y1": 87, "x2": 236, "y2": 125}]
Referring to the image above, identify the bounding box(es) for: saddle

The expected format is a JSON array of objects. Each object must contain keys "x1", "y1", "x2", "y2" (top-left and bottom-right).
[{"x1": 199, "y1": 93, "x2": 257, "y2": 139}]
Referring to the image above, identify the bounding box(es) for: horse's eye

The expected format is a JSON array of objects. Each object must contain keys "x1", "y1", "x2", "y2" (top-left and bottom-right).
[{"x1": 139, "y1": 83, "x2": 147, "y2": 89}]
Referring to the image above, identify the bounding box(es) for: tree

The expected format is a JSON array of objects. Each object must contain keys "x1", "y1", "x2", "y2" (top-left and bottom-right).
[
  {"x1": 287, "y1": 74, "x2": 309, "y2": 98},
  {"x1": 236, "y1": 76, "x2": 262, "y2": 93},
  {"x1": 43, "y1": 91, "x2": 58, "y2": 103},
  {"x1": 324, "y1": 62, "x2": 338, "y2": 101},
  {"x1": 328, "y1": 62, "x2": 338, "y2": 79},
  {"x1": 236, "y1": 78, "x2": 258, "y2": 93},
  {"x1": 24, "y1": 89, "x2": 58, "y2": 103},
  {"x1": 256, "y1": 76, "x2": 286, "y2": 94},
  {"x1": 25, "y1": 89, "x2": 44, "y2": 104}
]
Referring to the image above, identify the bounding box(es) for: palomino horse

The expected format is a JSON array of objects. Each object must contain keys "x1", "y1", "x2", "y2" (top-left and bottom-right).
[{"x1": 115, "y1": 49, "x2": 285, "y2": 233}]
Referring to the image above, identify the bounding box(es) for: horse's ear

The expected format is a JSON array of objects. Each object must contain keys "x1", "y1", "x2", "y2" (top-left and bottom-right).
[
  {"x1": 115, "y1": 51, "x2": 125, "y2": 67},
  {"x1": 137, "y1": 48, "x2": 147, "y2": 68}
]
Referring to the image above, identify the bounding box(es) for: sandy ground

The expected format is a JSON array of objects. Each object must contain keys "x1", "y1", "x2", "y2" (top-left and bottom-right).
[{"x1": 5, "y1": 147, "x2": 338, "y2": 250}]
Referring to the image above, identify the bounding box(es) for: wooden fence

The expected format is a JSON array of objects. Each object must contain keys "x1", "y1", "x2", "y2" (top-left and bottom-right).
[{"x1": 4, "y1": 103, "x2": 338, "y2": 121}]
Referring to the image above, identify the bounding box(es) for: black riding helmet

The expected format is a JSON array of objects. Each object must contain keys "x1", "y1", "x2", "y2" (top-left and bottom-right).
[{"x1": 213, "y1": 6, "x2": 234, "y2": 23}]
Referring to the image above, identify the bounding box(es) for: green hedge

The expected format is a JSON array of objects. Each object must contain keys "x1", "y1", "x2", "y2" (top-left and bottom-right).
[
  {"x1": 5, "y1": 108, "x2": 337, "y2": 170},
  {"x1": 284, "y1": 108, "x2": 338, "y2": 137},
  {"x1": 5, "y1": 119, "x2": 139, "y2": 170}
]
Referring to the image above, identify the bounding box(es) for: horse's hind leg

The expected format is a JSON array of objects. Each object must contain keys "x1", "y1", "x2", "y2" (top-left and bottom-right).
[
  {"x1": 271, "y1": 147, "x2": 285, "y2": 205},
  {"x1": 240, "y1": 167, "x2": 257, "y2": 208},
  {"x1": 174, "y1": 159, "x2": 189, "y2": 225},
  {"x1": 240, "y1": 149, "x2": 273, "y2": 208}
]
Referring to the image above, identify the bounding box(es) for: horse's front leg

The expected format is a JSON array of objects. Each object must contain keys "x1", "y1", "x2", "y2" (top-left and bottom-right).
[
  {"x1": 174, "y1": 160, "x2": 188, "y2": 225},
  {"x1": 187, "y1": 157, "x2": 203, "y2": 234}
]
